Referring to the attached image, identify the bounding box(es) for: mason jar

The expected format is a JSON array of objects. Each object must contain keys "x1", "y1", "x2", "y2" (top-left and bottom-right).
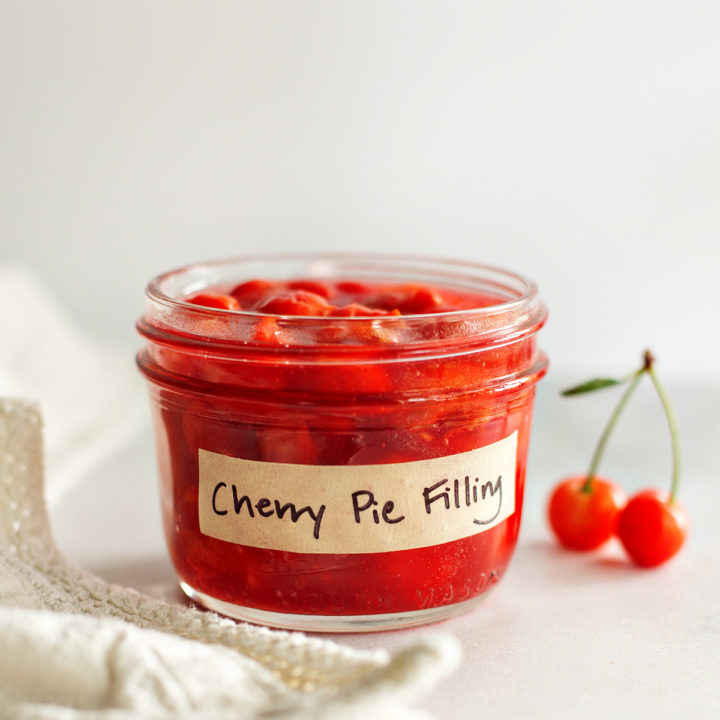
[{"x1": 136, "y1": 254, "x2": 548, "y2": 631}]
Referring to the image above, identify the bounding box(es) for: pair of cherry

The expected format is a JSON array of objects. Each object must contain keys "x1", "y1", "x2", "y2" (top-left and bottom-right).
[{"x1": 548, "y1": 351, "x2": 689, "y2": 568}]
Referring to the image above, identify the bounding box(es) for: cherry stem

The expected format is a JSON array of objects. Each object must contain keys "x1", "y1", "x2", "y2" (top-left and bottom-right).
[
  {"x1": 646, "y1": 361, "x2": 682, "y2": 504},
  {"x1": 581, "y1": 350, "x2": 681, "y2": 499},
  {"x1": 582, "y1": 369, "x2": 644, "y2": 493}
]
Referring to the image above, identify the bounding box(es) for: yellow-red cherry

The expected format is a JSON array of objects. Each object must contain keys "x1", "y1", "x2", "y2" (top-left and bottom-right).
[{"x1": 548, "y1": 475, "x2": 626, "y2": 551}]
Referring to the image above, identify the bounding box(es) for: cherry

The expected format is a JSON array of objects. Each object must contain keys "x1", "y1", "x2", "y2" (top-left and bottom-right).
[
  {"x1": 548, "y1": 367, "x2": 642, "y2": 551},
  {"x1": 230, "y1": 279, "x2": 277, "y2": 308},
  {"x1": 617, "y1": 489, "x2": 688, "y2": 567},
  {"x1": 335, "y1": 280, "x2": 370, "y2": 296},
  {"x1": 616, "y1": 355, "x2": 688, "y2": 567},
  {"x1": 253, "y1": 316, "x2": 282, "y2": 344},
  {"x1": 257, "y1": 290, "x2": 332, "y2": 317},
  {"x1": 186, "y1": 292, "x2": 240, "y2": 311},
  {"x1": 286, "y1": 279, "x2": 332, "y2": 298},
  {"x1": 332, "y1": 303, "x2": 391, "y2": 317},
  {"x1": 398, "y1": 287, "x2": 445, "y2": 314},
  {"x1": 550, "y1": 350, "x2": 687, "y2": 567},
  {"x1": 548, "y1": 475, "x2": 626, "y2": 550}
]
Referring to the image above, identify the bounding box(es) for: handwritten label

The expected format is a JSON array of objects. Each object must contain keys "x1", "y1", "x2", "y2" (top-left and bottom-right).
[{"x1": 198, "y1": 432, "x2": 517, "y2": 554}]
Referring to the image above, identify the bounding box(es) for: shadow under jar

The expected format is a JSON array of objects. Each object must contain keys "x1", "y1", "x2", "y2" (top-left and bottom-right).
[{"x1": 136, "y1": 254, "x2": 548, "y2": 632}]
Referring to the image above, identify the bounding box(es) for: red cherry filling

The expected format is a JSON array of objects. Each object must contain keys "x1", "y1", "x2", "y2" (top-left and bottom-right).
[
  {"x1": 187, "y1": 292, "x2": 241, "y2": 311},
  {"x1": 150, "y1": 274, "x2": 534, "y2": 617},
  {"x1": 257, "y1": 290, "x2": 333, "y2": 317}
]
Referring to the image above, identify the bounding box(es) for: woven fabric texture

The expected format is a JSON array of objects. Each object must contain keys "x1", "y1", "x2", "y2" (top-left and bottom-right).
[{"x1": 0, "y1": 399, "x2": 459, "y2": 719}]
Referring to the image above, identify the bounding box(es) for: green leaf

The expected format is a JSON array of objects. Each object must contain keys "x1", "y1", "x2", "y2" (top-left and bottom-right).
[{"x1": 561, "y1": 377, "x2": 622, "y2": 396}]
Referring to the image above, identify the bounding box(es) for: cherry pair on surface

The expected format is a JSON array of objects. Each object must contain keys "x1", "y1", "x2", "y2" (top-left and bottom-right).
[
  {"x1": 548, "y1": 477, "x2": 688, "y2": 567},
  {"x1": 548, "y1": 351, "x2": 688, "y2": 568}
]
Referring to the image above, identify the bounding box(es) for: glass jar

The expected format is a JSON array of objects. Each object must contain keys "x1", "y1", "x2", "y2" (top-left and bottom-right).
[{"x1": 136, "y1": 254, "x2": 548, "y2": 631}]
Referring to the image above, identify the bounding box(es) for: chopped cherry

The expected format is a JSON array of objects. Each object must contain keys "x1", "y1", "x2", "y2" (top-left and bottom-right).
[
  {"x1": 399, "y1": 287, "x2": 445, "y2": 314},
  {"x1": 230, "y1": 279, "x2": 277, "y2": 307},
  {"x1": 286, "y1": 279, "x2": 332, "y2": 298},
  {"x1": 335, "y1": 280, "x2": 371, "y2": 296},
  {"x1": 332, "y1": 303, "x2": 390, "y2": 317},
  {"x1": 186, "y1": 292, "x2": 241, "y2": 311},
  {"x1": 253, "y1": 316, "x2": 282, "y2": 344},
  {"x1": 257, "y1": 290, "x2": 332, "y2": 317},
  {"x1": 198, "y1": 279, "x2": 498, "y2": 317}
]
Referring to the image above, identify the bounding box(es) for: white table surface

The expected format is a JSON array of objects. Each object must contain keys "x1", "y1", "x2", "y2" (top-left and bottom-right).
[{"x1": 51, "y1": 380, "x2": 720, "y2": 719}]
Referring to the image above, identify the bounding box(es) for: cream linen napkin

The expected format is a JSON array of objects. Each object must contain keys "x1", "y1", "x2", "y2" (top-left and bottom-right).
[
  {"x1": 0, "y1": 270, "x2": 460, "y2": 719},
  {"x1": 0, "y1": 400, "x2": 460, "y2": 720},
  {"x1": 0, "y1": 266, "x2": 145, "y2": 507}
]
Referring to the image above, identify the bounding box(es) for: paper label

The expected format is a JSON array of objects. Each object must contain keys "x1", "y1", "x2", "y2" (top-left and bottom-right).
[{"x1": 198, "y1": 432, "x2": 517, "y2": 554}]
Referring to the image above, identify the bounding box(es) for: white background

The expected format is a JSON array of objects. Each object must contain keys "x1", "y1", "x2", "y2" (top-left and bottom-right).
[
  {"x1": 2, "y1": 0, "x2": 719, "y2": 381},
  {"x1": 3, "y1": 4, "x2": 720, "y2": 717}
]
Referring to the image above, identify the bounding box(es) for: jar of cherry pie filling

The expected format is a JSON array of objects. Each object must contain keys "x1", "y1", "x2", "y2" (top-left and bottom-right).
[{"x1": 136, "y1": 255, "x2": 547, "y2": 632}]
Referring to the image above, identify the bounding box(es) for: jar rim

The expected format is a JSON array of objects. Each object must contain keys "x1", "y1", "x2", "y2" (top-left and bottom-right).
[
  {"x1": 137, "y1": 253, "x2": 548, "y2": 391},
  {"x1": 145, "y1": 252, "x2": 541, "y2": 322}
]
